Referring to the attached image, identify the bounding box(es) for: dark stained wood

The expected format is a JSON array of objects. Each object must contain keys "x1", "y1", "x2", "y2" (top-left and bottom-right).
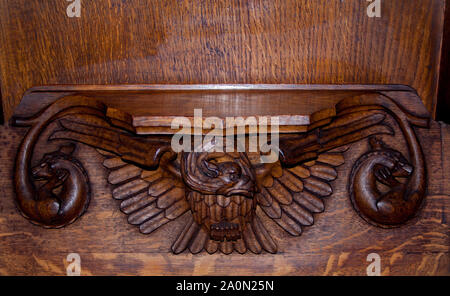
[
  {"x1": 12, "y1": 84, "x2": 431, "y2": 119},
  {"x1": 0, "y1": 0, "x2": 446, "y2": 121},
  {"x1": 0, "y1": 85, "x2": 448, "y2": 274},
  {"x1": 349, "y1": 138, "x2": 424, "y2": 227},
  {"x1": 14, "y1": 142, "x2": 91, "y2": 228},
  {"x1": 0, "y1": 85, "x2": 3, "y2": 125},
  {"x1": 442, "y1": 122, "x2": 450, "y2": 195},
  {"x1": 437, "y1": 0, "x2": 450, "y2": 124},
  {"x1": 11, "y1": 98, "x2": 103, "y2": 228}
]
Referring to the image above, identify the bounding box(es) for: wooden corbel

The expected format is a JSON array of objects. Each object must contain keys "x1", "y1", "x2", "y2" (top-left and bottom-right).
[{"x1": 9, "y1": 85, "x2": 432, "y2": 254}]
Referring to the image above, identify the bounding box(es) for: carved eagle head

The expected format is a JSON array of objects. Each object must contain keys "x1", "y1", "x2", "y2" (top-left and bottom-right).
[
  {"x1": 181, "y1": 152, "x2": 257, "y2": 197},
  {"x1": 180, "y1": 152, "x2": 257, "y2": 241}
]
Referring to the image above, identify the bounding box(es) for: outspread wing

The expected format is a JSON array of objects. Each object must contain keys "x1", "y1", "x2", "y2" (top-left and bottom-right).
[
  {"x1": 98, "y1": 150, "x2": 189, "y2": 235},
  {"x1": 50, "y1": 113, "x2": 175, "y2": 169},
  {"x1": 256, "y1": 148, "x2": 346, "y2": 237},
  {"x1": 257, "y1": 99, "x2": 394, "y2": 237}
]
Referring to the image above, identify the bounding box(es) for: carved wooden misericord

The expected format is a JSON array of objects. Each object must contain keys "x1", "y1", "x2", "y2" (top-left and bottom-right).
[{"x1": 10, "y1": 85, "x2": 430, "y2": 254}]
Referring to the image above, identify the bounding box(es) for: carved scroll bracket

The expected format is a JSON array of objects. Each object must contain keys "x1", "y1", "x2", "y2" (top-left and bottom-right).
[
  {"x1": 341, "y1": 94, "x2": 430, "y2": 227},
  {"x1": 11, "y1": 96, "x2": 106, "y2": 227}
]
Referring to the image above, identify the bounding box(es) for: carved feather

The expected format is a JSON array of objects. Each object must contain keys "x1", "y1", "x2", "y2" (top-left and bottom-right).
[
  {"x1": 189, "y1": 228, "x2": 209, "y2": 254},
  {"x1": 234, "y1": 239, "x2": 247, "y2": 254},
  {"x1": 219, "y1": 240, "x2": 233, "y2": 255},
  {"x1": 251, "y1": 215, "x2": 277, "y2": 253},
  {"x1": 205, "y1": 239, "x2": 219, "y2": 254},
  {"x1": 171, "y1": 216, "x2": 199, "y2": 254},
  {"x1": 278, "y1": 106, "x2": 393, "y2": 166},
  {"x1": 51, "y1": 115, "x2": 176, "y2": 169},
  {"x1": 256, "y1": 150, "x2": 344, "y2": 237},
  {"x1": 242, "y1": 223, "x2": 262, "y2": 254},
  {"x1": 100, "y1": 155, "x2": 189, "y2": 236},
  {"x1": 108, "y1": 165, "x2": 142, "y2": 184},
  {"x1": 140, "y1": 212, "x2": 171, "y2": 234},
  {"x1": 121, "y1": 192, "x2": 156, "y2": 214}
]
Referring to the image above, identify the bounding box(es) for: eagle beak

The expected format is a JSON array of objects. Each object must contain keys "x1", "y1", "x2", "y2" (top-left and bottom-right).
[{"x1": 224, "y1": 183, "x2": 257, "y2": 198}]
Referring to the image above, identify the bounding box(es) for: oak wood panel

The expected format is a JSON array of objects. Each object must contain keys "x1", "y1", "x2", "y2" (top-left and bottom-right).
[
  {"x1": 0, "y1": 86, "x2": 448, "y2": 275},
  {"x1": 12, "y1": 85, "x2": 430, "y2": 118},
  {"x1": 0, "y1": 85, "x2": 3, "y2": 125},
  {"x1": 437, "y1": 0, "x2": 450, "y2": 123},
  {"x1": 442, "y1": 123, "x2": 450, "y2": 196},
  {"x1": 0, "y1": 0, "x2": 446, "y2": 121}
]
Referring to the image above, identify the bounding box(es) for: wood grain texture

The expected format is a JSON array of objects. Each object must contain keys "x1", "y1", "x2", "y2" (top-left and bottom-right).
[
  {"x1": 0, "y1": 84, "x2": 3, "y2": 125},
  {"x1": 441, "y1": 122, "x2": 450, "y2": 196},
  {"x1": 437, "y1": 0, "x2": 450, "y2": 123},
  {"x1": 0, "y1": 86, "x2": 448, "y2": 275},
  {"x1": 0, "y1": 0, "x2": 446, "y2": 121}
]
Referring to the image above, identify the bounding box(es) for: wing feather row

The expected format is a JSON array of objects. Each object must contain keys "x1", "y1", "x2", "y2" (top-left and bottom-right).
[
  {"x1": 257, "y1": 151, "x2": 345, "y2": 237},
  {"x1": 98, "y1": 150, "x2": 189, "y2": 235},
  {"x1": 98, "y1": 146, "x2": 346, "y2": 253}
]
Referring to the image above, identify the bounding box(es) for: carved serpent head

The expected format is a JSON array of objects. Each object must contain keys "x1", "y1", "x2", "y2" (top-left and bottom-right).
[
  {"x1": 31, "y1": 144, "x2": 77, "y2": 186},
  {"x1": 369, "y1": 137, "x2": 413, "y2": 187}
]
